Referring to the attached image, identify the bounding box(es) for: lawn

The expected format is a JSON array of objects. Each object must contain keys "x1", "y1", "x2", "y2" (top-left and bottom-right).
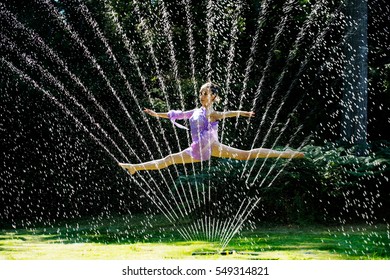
[{"x1": 1, "y1": 215, "x2": 389, "y2": 260}]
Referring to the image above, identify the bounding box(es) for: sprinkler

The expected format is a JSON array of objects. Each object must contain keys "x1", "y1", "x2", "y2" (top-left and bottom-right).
[
  {"x1": 192, "y1": 250, "x2": 264, "y2": 256},
  {"x1": 192, "y1": 250, "x2": 236, "y2": 256}
]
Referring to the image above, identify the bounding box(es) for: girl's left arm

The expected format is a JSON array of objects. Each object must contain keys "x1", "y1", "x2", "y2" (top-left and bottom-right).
[{"x1": 214, "y1": 110, "x2": 255, "y2": 120}]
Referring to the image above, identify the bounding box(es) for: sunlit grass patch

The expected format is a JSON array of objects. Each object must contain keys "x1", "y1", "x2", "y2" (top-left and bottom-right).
[{"x1": 1, "y1": 216, "x2": 389, "y2": 260}]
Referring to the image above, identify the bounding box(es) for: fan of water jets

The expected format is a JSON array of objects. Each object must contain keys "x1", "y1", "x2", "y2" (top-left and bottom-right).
[{"x1": 1, "y1": 0, "x2": 389, "y2": 249}]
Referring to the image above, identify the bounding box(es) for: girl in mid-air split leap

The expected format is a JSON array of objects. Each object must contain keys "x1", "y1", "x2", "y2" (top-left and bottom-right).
[{"x1": 119, "y1": 82, "x2": 304, "y2": 175}]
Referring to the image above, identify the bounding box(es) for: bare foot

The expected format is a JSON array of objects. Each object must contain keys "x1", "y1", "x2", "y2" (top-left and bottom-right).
[{"x1": 118, "y1": 163, "x2": 137, "y2": 175}]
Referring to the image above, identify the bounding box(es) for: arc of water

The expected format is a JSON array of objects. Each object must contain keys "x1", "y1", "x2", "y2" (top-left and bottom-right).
[
  {"x1": 4, "y1": 2, "x2": 187, "y2": 223},
  {"x1": 75, "y1": 2, "x2": 169, "y2": 161},
  {"x1": 73, "y1": 1, "x2": 200, "y2": 223},
  {"x1": 221, "y1": 9, "x2": 346, "y2": 246},
  {"x1": 210, "y1": 218, "x2": 216, "y2": 242},
  {"x1": 256, "y1": 128, "x2": 308, "y2": 187},
  {"x1": 214, "y1": 218, "x2": 222, "y2": 242},
  {"x1": 215, "y1": 218, "x2": 229, "y2": 243},
  {"x1": 235, "y1": 0, "x2": 271, "y2": 127},
  {"x1": 101, "y1": 1, "x2": 198, "y2": 218},
  {"x1": 219, "y1": 198, "x2": 254, "y2": 248},
  {"x1": 2, "y1": 59, "x2": 122, "y2": 163},
  {"x1": 250, "y1": 27, "x2": 347, "y2": 187},
  {"x1": 36, "y1": 1, "x2": 134, "y2": 155},
  {"x1": 202, "y1": 1, "x2": 244, "y2": 235},
  {"x1": 204, "y1": 217, "x2": 209, "y2": 241},
  {"x1": 204, "y1": 216, "x2": 209, "y2": 241},
  {"x1": 249, "y1": 118, "x2": 295, "y2": 185},
  {"x1": 205, "y1": 0, "x2": 216, "y2": 80},
  {"x1": 189, "y1": 223, "x2": 200, "y2": 240},
  {"x1": 0, "y1": 9, "x2": 132, "y2": 161},
  {"x1": 38, "y1": 1, "x2": 152, "y2": 160},
  {"x1": 132, "y1": 0, "x2": 199, "y2": 215},
  {"x1": 172, "y1": 216, "x2": 194, "y2": 241},
  {"x1": 200, "y1": 0, "x2": 217, "y2": 202},
  {"x1": 195, "y1": 219, "x2": 202, "y2": 241},
  {"x1": 181, "y1": 0, "x2": 199, "y2": 96},
  {"x1": 241, "y1": 1, "x2": 338, "y2": 180},
  {"x1": 102, "y1": 1, "x2": 170, "y2": 150},
  {"x1": 235, "y1": 8, "x2": 293, "y2": 182},
  {"x1": 207, "y1": 216, "x2": 213, "y2": 242},
  {"x1": 5, "y1": 53, "x2": 181, "y2": 223},
  {"x1": 155, "y1": 0, "x2": 207, "y2": 219},
  {"x1": 207, "y1": 216, "x2": 212, "y2": 241},
  {"x1": 219, "y1": 4, "x2": 341, "y2": 245},
  {"x1": 240, "y1": 1, "x2": 294, "y2": 138},
  {"x1": 35, "y1": 60, "x2": 185, "y2": 221},
  {"x1": 76, "y1": 1, "x2": 189, "y2": 214},
  {"x1": 218, "y1": 218, "x2": 228, "y2": 242},
  {"x1": 221, "y1": 35, "x2": 346, "y2": 245},
  {"x1": 179, "y1": 0, "x2": 208, "y2": 216},
  {"x1": 224, "y1": 81, "x2": 329, "y2": 245},
  {"x1": 211, "y1": 217, "x2": 216, "y2": 242},
  {"x1": 158, "y1": 0, "x2": 184, "y2": 99},
  {"x1": 176, "y1": 227, "x2": 192, "y2": 241},
  {"x1": 196, "y1": 217, "x2": 203, "y2": 241},
  {"x1": 245, "y1": 5, "x2": 338, "y2": 182},
  {"x1": 246, "y1": 0, "x2": 297, "y2": 117},
  {"x1": 76, "y1": 0, "x2": 194, "y2": 218},
  {"x1": 221, "y1": 137, "x2": 313, "y2": 250},
  {"x1": 12, "y1": 49, "x2": 131, "y2": 163},
  {"x1": 217, "y1": 198, "x2": 250, "y2": 245},
  {"x1": 36, "y1": 0, "x2": 189, "y2": 221},
  {"x1": 3, "y1": 59, "x2": 181, "y2": 225},
  {"x1": 219, "y1": 0, "x2": 243, "y2": 146},
  {"x1": 189, "y1": 219, "x2": 201, "y2": 241},
  {"x1": 220, "y1": 198, "x2": 258, "y2": 250},
  {"x1": 202, "y1": 217, "x2": 207, "y2": 241},
  {"x1": 0, "y1": 19, "x2": 131, "y2": 159}
]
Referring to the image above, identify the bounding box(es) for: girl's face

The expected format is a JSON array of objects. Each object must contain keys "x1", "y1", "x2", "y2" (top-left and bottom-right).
[{"x1": 199, "y1": 88, "x2": 216, "y2": 107}]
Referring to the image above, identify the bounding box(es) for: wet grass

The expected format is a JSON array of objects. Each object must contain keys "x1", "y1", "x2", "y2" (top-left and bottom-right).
[{"x1": 0, "y1": 215, "x2": 389, "y2": 260}]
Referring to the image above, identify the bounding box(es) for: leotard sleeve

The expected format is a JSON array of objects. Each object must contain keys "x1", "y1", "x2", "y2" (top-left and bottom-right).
[
  {"x1": 167, "y1": 109, "x2": 194, "y2": 130},
  {"x1": 167, "y1": 110, "x2": 194, "y2": 120}
]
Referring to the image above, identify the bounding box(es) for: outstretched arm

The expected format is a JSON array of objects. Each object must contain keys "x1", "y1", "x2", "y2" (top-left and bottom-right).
[
  {"x1": 213, "y1": 110, "x2": 255, "y2": 120},
  {"x1": 144, "y1": 108, "x2": 169, "y2": 119}
]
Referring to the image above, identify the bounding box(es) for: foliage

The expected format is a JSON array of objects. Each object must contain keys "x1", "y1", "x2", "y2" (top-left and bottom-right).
[{"x1": 176, "y1": 143, "x2": 390, "y2": 225}]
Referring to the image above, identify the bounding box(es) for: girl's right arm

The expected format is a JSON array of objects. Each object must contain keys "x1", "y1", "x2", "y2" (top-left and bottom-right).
[
  {"x1": 213, "y1": 110, "x2": 255, "y2": 120},
  {"x1": 144, "y1": 108, "x2": 169, "y2": 119}
]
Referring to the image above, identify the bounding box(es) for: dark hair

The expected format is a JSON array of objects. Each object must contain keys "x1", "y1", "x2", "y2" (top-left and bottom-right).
[
  {"x1": 200, "y1": 82, "x2": 220, "y2": 94},
  {"x1": 210, "y1": 84, "x2": 220, "y2": 95},
  {"x1": 199, "y1": 82, "x2": 222, "y2": 103}
]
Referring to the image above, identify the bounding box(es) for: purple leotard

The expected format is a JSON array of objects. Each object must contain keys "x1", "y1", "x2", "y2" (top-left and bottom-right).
[{"x1": 168, "y1": 108, "x2": 219, "y2": 161}]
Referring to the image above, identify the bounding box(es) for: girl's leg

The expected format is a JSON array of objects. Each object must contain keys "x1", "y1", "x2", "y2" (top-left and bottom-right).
[
  {"x1": 211, "y1": 143, "x2": 304, "y2": 160},
  {"x1": 119, "y1": 151, "x2": 200, "y2": 175}
]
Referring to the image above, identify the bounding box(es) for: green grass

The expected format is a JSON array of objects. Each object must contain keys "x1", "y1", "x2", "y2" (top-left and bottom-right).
[{"x1": 1, "y1": 215, "x2": 389, "y2": 260}]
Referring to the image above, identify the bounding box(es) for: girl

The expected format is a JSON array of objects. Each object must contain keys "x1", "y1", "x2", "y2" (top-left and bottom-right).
[{"x1": 119, "y1": 82, "x2": 304, "y2": 175}]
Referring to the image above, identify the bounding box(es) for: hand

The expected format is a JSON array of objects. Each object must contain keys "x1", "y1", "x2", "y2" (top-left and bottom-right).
[
  {"x1": 241, "y1": 111, "x2": 255, "y2": 118},
  {"x1": 144, "y1": 108, "x2": 157, "y2": 117}
]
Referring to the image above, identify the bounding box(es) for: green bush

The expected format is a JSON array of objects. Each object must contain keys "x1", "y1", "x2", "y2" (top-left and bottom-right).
[{"x1": 175, "y1": 143, "x2": 390, "y2": 225}]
